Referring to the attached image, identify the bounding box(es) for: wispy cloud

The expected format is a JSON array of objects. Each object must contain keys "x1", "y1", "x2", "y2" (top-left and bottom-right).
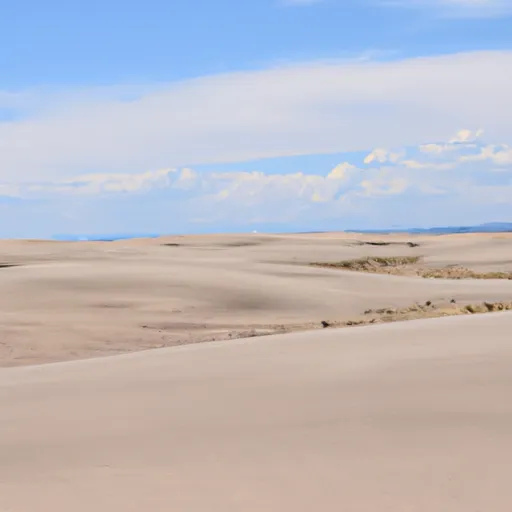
[
  {"x1": 384, "y1": 0, "x2": 512, "y2": 18},
  {"x1": 1, "y1": 51, "x2": 511, "y2": 185}
]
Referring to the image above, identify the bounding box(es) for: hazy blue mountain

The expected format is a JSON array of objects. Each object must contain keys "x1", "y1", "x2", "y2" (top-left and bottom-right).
[{"x1": 346, "y1": 222, "x2": 512, "y2": 235}]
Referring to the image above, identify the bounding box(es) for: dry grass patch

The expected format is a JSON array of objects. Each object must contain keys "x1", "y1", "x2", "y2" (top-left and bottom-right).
[
  {"x1": 312, "y1": 256, "x2": 512, "y2": 280},
  {"x1": 312, "y1": 256, "x2": 420, "y2": 273},
  {"x1": 318, "y1": 300, "x2": 512, "y2": 330},
  {"x1": 355, "y1": 240, "x2": 420, "y2": 248},
  {"x1": 419, "y1": 267, "x2": 512, "y2": 280},
  {"x1": 140, "y1": 299, "x2": 512, "y2": 348},
  {"x1": 238, "y1": 300, "x2": 512, "y2": 340}
]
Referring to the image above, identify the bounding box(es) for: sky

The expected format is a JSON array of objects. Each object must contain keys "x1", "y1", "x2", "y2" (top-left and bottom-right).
[{"x1": 1, "y1": 0, "x2": 511, "y2": 237}]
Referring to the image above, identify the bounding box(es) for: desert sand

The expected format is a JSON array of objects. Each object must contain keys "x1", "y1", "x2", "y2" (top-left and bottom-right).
[
  {"x1": 1, "y1": 313, "x2": 512, "y2": 511},
  {"x1": 1, "y1": 232, "x2": 512, "y2": 510},
  {"x1": 1, "y1": 231, "x2": 512, "y2": 366}
]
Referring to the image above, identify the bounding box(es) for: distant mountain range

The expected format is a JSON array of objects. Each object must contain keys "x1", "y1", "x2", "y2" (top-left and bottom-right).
[
  {"x1": 346, "y1": 222, "x2": 512, "y2": 235},
  {"x1": 51, "y1": 222, "x2": 512, "y2": 241}
]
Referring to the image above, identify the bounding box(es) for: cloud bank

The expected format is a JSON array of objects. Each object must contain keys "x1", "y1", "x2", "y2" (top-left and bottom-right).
[
  {"x1": 1, "y1": 130, "x2": 511, "y2": 237},
  {"x1": 1, "y1": 51, "x2": 511, "y2": 184}
]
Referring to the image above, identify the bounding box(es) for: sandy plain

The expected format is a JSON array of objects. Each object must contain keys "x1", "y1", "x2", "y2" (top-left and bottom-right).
[{"x1": 1, "y1": 232, "x2": 512, "y2": 511}]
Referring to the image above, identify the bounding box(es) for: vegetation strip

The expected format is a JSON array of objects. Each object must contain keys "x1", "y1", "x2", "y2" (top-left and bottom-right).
[
  {"x1": 323, "y1": 300, "x2": 512, "y2": 329},
  {"x1": 206, "y1": 300, "x2": 512, "y2": 342},
  {"x1": 311, "y1": 256, "x2": 512, "y2": 280}
]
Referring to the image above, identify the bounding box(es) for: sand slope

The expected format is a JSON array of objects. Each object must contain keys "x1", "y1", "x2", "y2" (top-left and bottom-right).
[
  {"x1": 1, "y1": 232, "x2": 512, "y2": 366},
  {"x1": 1, "y1": 313, "x2": 512, "y2": 511}
]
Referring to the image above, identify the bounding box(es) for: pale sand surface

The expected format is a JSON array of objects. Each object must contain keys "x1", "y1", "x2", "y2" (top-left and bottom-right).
[
  {"x1": 1, "y1": 232, "x2": 512, "y2": 366},
  {"x1": 1, "y1": 313, "x2": 512, "y2": 511}
]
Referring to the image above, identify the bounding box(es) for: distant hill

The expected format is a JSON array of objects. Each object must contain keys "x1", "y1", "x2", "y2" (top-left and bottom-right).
[
  {"x1": 346, "y1": 222, "x2": 512, "y2": 235},
  {"x1": 51, "y1": 222, "x2": 512, "y2": 241}
]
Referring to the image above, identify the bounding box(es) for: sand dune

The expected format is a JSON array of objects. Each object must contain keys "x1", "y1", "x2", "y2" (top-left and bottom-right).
[
  {"x1": 1, "y1": 232, "x2": 512, "y2": 510},
  {"x1": 1, "y1": 232, "x2": 512, "y2": 366},
  {"x1": 1, "y1": 313, "x2": 512, "y2": 511}
]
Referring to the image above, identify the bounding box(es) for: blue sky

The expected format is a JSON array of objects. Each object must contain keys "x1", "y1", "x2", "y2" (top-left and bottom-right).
[{"x1": 1, "y1": 0, "x2": 511, "y2": 237}]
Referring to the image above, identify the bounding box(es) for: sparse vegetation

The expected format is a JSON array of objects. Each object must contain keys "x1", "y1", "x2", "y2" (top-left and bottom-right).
[
  {"x1": 354, "y1": 240, "x2": 420, "y2": 248},
  {"x1": 362, "y1": 241, "x2": 391, "y2": 247},
  {"x1": 319, "y1": 300, "x2": 512, "y2": 330},
  {"x1": 419, "y1": 267, "x2": 512, "y2": 280},
  {"x1": 312, "y1": 256, "x2": 420, "y2": 273},
  {"x1": 222, "y1": 241, "x2": 261, "y2": 248},
  {"x1": 185, "y1": 299, "x2": 512, "y2": 343},
  {"x1": 312, "y1": 256, "x2": 512, "y2": 280}
]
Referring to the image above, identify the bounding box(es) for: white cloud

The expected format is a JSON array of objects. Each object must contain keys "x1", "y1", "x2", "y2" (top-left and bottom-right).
[
  {"x1": 327, "y1": 162, "x2": 356, "y2": 179},
  {"x1": 173, "y1": 168, "x2": 198, "y2": 190},
  {"x1": 3, "y1": 129, "x2": 508, "y2": 204},
  {"x1": 22, "y1": 169, "x2": 177, "y2": 196},
  {"x1": 400, "y1": 159, "x2": 456, "y2": 170},
  {"x1": 1, "y1": 51, "x2": 511, "y2": 184},
  {"x1": 493, "y1": 147, "x2": 512, "y2": 165},
  {"x1": 420, "y1": 143, "x2": 460, "y2": 154},
  {"x1": 361, "y1": 174, "x2": 409, "y2": 196},
  {"x1": 449, "y1": 128, "x2": 484, "y2": 143},
  {"x1": 1, "y1": 130, "x2": 511, "y2": 237},
  {"x1": 364, "y1": 148, "x2": 403, "y2": 164},
  {"x1": 460, "y1": 144, "x2": 512, "y2": 165}
]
